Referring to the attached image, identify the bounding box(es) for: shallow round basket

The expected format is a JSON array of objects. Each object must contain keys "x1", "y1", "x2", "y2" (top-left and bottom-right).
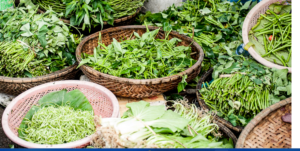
[
  {"x1": 0, "y1": 64, "x2": 79, "y2": 96},
  {"x1": 76, "y1": 25, "x2": 204, "y2": 98},
  {"x1": 236, "y1": 97, "x2": 291, "y2": 148},
  {"x1": 196, "y1": 68, "x2": 244, "y2": 132},
  {"x1": 242, "y1": 0, "x2": 292, "y2": 73},
  {"x1": 2, "y1": 80, "x2": 120, "y2": 148}
]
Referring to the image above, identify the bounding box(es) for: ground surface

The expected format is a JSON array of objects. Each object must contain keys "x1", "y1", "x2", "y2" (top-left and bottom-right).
[{"x1": 0, "y1": 106, "x2": 23, "y2": 148}]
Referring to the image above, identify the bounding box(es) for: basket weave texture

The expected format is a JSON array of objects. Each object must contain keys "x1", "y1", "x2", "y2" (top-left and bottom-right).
[
  {"x1": 236, "y1": 97, "x2": 291, "y2": 148},
  {"x1": 2, "y1": 81, "x2": 120, "y2": 148},
  {"x1": 0, "y1": 64, "x2": 79, "y2": 96},
  {"x1": 242, "y1": 0, "x2": 291, "y2": 73},
  {"x1": 76, "y1": 25, "x2": 204, "y2": 98},
  {"x1": 196, "y1": 68, "x2": 243, "y2": 132}
]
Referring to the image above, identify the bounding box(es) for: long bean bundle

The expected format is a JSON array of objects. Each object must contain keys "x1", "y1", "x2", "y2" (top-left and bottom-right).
[
  {"x1": 200, "y1": 74, "x2": 271, "y2": 126},
  {"x1": 248, "y1": 2, "x2": 292, "y2": 67},
  {"x1": 107, "y1": 0, "x2": 145, "y2": 19}
]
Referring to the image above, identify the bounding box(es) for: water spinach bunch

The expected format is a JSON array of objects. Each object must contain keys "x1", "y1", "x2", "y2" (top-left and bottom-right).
[
  {"x1": 199, "y1": 54, "x2": 291, "y2": 127},
  {"x1": 0, "y1": 4, "x2": 80, "y2": 77},
  {"x1": 107, "y1": 0, "x2": 145, "y2": 19},
  {"x1": 137, "y1": 0, "x2": 257, "y2": 73},
  {"x1": 65, "y1": 0, "x2": 115, "y2": 31},
  {"x1": 78, "y1": 27, "x2": 197, "y2": 83},
  {"x1": 248, "y1": 2, "x2": 292, "y2": 67},
  {"x1": 90, "y1": 100, "x2": 234, "y2": 148}
]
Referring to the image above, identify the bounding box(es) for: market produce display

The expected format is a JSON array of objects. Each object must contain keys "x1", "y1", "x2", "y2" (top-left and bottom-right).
[
  {"x1": 18, "y1": 89, "x2": 95, "y2": 144},
  {"x1": 199, "y1": 54, "x2": 291, "y2": 126},
  {"x1": 0, "y1": 3, "x2": 79, "y2": 78},
  {"x1": 90, "y1": 100, "x2": 234, "y2": 148},
  {"x1": 78, "y1": 26, "x2": 197, "y2": 92},
  {"x1": 137, "y1": 0, "x2": 257, "y2": 74},
  {"x1": 32, "y1": 0, "x2": 145, "y2": 31},
  {"x1": 248, "y1": 2, "x2": 292, "y2": 67}
]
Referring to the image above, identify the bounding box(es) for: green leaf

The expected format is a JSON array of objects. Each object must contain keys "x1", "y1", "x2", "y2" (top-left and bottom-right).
[
  {"x1": 20, "y1": 23, "x2": 33, "y2": 37},
  {"x1": 146, "y1": 110, "x2": 190, "y2": 132},
  {"x1": 126, "y1": 101, "x2": 166, "y2": 121},
  {"x1": 38, "y1": 25, "x2": 49, "y2": 48},
  {"x1": 241, "y1": 1, "x2": 252, "y2": 10},
  {"x1": 199, "y1": 7, "x2": 211, "y2": 15}
]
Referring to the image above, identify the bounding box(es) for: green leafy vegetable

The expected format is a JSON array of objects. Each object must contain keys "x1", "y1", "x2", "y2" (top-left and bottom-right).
[
  {"x1": 78, "y1": 27, "x2": 197, "y2": 92},
  {"x1": 90, "y1": 100, "x2": 233, "y2": 148}
]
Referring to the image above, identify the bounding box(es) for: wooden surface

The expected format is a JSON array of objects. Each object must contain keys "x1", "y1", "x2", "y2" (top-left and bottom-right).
[
  {"x1": 118, "y1": 95, "x2": 166, "y2": 116},
  {"x1": 80, "y1": 75, "x2": 167, "y2": 116}
]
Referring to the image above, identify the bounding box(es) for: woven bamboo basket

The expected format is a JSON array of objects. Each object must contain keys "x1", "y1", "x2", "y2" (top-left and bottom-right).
[
  {"x1": 0, "y1": 64, "x2": 79, "y2": 96},
  {"x1": 196, "y1": 68, "x2": 244, "y2": 132},
  {"x1": 242, "y1": 0, "x2": 292, "y2": 73},
  {"x1": 76, "y1": 25, "x2": 204, "y2": 98},
  {"x1": 236, "y1": 98, "x2": 291, "y2": 148}
]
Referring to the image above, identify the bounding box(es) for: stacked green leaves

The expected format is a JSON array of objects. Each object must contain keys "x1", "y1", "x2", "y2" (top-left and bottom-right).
[
  {"x1": 0, "y1": 4, "x2": 79, "y2": 78},
  {"x1": 78, "y1": 28, "x2": 197, "y2": 80},
  {"x1": 90, "y1": 100, "x2": 234, "y2": 148},
  {"x1": 248, "y1": 2, "x2": 292, "y2": 67},
  {"x1": 199, "y1": 54, "x2": 292, "y2": 127},
  {"x1": 19, "y1": 89, "x2": 95, "y2": 145}
]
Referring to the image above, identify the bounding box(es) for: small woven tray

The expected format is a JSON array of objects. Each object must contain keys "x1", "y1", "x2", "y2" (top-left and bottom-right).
[
  {"x1": 76, "y1": 25, "x2": 204, "y2": 99},
  {"x1": 236, "y1": 98, "x2": 291, "y2": 148},
  {"x1": 196, "y1": 68, "x2": 244, "y2": 132}
]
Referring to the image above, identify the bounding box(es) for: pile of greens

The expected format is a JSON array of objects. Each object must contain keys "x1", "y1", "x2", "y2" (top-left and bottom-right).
[
  {"x1": 0, "y1": 2, "x2": 80, "y2": 78},
  {"x1": 199, "y1": 54, "x2": 291, "y2": 126},
  {"x1": 90, "y1": 100, "x2": 234, "y2": 148},
  {"x1": 136, "y1": 0, "x2": 257, "y2": 74},
  {"x1": 19, "y1": 89, "x2": 95, "y2": 145},
  {"x1": 248, "y1": 2, "x2": 292, "y2": 67},
  {"x1": 78, "y1": 27, "x2": 197, "y2": 90},
  {"x1": 33, "y1": 0, "x2": 145, "y2": 31}
]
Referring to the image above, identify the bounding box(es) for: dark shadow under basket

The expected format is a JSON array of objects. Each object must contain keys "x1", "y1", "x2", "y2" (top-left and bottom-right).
[
  {"x1": 0, "y1": 64, "x2": 79, "y2": 96},
  {"x1": 236, "y1": 98, "x2": 291, "y2": 148},
  {"x1": 76, "y1": 25, "x2": 204, "y2": 99},
  {"x1": 196, "y1": 68, "x2": 244, "y2": 132}
]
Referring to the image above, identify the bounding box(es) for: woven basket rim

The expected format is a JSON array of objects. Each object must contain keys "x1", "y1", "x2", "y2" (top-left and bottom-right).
[
  {"x1": 38, "y1": 7, "x2": 142, "y2": 25},
  {"x1": 0, "y1": 64, "x2": 77, "y2": 83},
  {"x1": 196, "y1": 68, "x2": 244, "y2": 132},
  {"x1": 242, "y1": 0, "x2": 291, "y2": 73},
  {"x1": 236, "y1": 97, "x2": 292, "y2": 148},
  {"x1": 76, "y1": 25, "x2": 204, "y2": 85},
  {"x1": 2, "y1": 80, "x2": 120, "y2": 148}
]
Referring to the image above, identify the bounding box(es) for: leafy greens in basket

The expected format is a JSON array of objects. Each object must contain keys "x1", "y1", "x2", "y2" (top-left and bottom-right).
[
  {"x1": 0, "y1": 2, "x2": 80, "y2": 78},
  {"x1": 90, "y1": 100, "x2": 234, "y2": 148},
  {"x1": 18, "y1": 89, "x2": 95, "y2": 145},
  {"x1": 78, "y1": 27, "x2": 197, "y2": 92}
]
